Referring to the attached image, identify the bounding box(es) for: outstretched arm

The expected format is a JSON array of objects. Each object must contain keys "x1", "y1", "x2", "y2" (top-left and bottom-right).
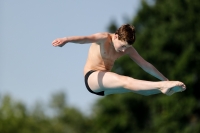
[
  {"x1": 52, "y1": 33, "x2": 108, "y2": 47},
  {"x1": 126, "y1": 47, "x2": 169, "y2": 81}
]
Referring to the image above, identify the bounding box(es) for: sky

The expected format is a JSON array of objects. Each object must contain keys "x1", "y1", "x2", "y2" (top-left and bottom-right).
[{"x1": 1, "y1": 0, "x2": 141, "y2": 114}]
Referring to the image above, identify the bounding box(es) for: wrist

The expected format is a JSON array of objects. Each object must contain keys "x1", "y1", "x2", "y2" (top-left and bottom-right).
[{"x1": 63, "y1": 37, "x2": 68, "y2": 43}]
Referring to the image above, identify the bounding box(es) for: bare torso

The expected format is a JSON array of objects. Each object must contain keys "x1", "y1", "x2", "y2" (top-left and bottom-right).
[{"x1": 84, "y1": 33, "x2": 125, "y2": 75}]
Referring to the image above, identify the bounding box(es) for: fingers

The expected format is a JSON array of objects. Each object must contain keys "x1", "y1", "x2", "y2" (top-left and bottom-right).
[
  {"x1": 52, "y1": 39, "x2": 61, "y2": 47},
  {"x1": 52, "y1": 39, "x2": 57, "y2": 46},
  {"x1": 178, "y1": 83, "x2": 186, "y2": 92},
  {"x1": 182, "y1": 84, "x2": 186, "y2": 90},
  {"x1": 52, "y1": 38, "x2": 67, "y2": 47},
  {"x1": 166, "y1": 84, "x2": 186, "y2": 96}
]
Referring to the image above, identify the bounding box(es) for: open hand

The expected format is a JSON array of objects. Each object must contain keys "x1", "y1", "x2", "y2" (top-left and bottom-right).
[{"x1": 52, "y1": 38, "x2": 67, "y2": 47}]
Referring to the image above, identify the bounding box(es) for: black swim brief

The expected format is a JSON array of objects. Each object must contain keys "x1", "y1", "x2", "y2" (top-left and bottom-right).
[{"x1": 84, "y1": 70, "x2": 104, "y2": 96}]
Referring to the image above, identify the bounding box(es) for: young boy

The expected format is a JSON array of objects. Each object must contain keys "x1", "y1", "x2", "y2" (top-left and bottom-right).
[{"x1": 52, "y1": 24, "x2": 186, "y2": 96}]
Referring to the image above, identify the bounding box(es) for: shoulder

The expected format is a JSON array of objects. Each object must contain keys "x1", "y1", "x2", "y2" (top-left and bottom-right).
[
  {"x1": 124, "y1": 46, "x2": 142, "y2": 59},
  {"x1": 89, "y1": 32, "x2": 111, "y2": 44},
  {"x1": 125, "y1": 47, "x2": 146, "y2": 63},
  {"x1": 91, "y1": 32, "x2": 110, "y2": 39},
  {"x1": 125, "y1": 46, "x2": 137, "y2": 55}
]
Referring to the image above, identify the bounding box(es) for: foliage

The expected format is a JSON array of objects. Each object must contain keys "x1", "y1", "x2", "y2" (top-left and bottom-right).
[{"x1": 0, "y1": 93, "x2": 92, "y2": 133}]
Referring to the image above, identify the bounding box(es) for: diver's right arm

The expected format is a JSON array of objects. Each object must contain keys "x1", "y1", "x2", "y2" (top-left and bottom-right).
[{"x1": 52, "y1": 32, "x2": 108, "y2": 47}]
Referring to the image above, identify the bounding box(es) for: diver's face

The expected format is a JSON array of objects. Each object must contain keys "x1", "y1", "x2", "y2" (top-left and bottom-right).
[{"x1": 113, "y1": 35, "x2": 131, "y2": 52}]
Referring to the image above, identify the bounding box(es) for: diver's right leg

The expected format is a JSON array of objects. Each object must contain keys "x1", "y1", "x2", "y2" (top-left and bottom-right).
[{"x1": 87, "y1": 71, "x2": 186, "y2": 96}]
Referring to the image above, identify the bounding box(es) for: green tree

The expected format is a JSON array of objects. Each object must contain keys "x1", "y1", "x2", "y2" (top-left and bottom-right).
[
  {"x1": 0, "y1": 92, "x2": 93, "y2": 133},
  {"x1": 91, "y1": 94, "x2": 151, "y2": 133},
  {"x1": 49, "y1": 91, "x2": 93, "y2": 133}
]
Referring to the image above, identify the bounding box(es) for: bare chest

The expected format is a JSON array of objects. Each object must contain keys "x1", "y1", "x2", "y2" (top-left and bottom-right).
[
  {"x1": 99, "y1": 41, "x2": 122, "y2": 62},
  {"x1": 85, "y1": 41, "x2": 125, "y2": 72}
]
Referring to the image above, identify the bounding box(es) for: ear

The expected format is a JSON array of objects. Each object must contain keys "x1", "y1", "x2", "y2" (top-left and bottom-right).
[{"x1": 114, "y1": 34, "x2": 118, "y2": 39}]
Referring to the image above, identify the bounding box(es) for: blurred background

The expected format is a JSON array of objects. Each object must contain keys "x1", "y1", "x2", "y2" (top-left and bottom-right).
[{"x1": 1, "y1": 0, "x2": 200, "y2": 133}]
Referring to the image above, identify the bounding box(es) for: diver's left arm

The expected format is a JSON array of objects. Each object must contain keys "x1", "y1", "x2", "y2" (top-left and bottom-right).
[{"x1": 126, "y1": 47, "x2": 169, "y2": 81}]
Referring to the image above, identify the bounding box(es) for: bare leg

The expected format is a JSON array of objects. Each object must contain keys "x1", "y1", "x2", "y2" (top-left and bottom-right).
[{"x1": 87, "y1": 71, "x2": 186, "y2": 96}]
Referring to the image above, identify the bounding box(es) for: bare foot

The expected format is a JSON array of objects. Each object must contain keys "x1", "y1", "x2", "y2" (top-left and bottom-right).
[{"x1": 159, "y1": 81, "x2": 186, "y2": 96}]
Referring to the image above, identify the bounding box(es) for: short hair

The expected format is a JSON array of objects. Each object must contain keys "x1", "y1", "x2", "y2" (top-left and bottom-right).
[{"x1": 115, "y1": 24, "x2": 136, "y2": 45}]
